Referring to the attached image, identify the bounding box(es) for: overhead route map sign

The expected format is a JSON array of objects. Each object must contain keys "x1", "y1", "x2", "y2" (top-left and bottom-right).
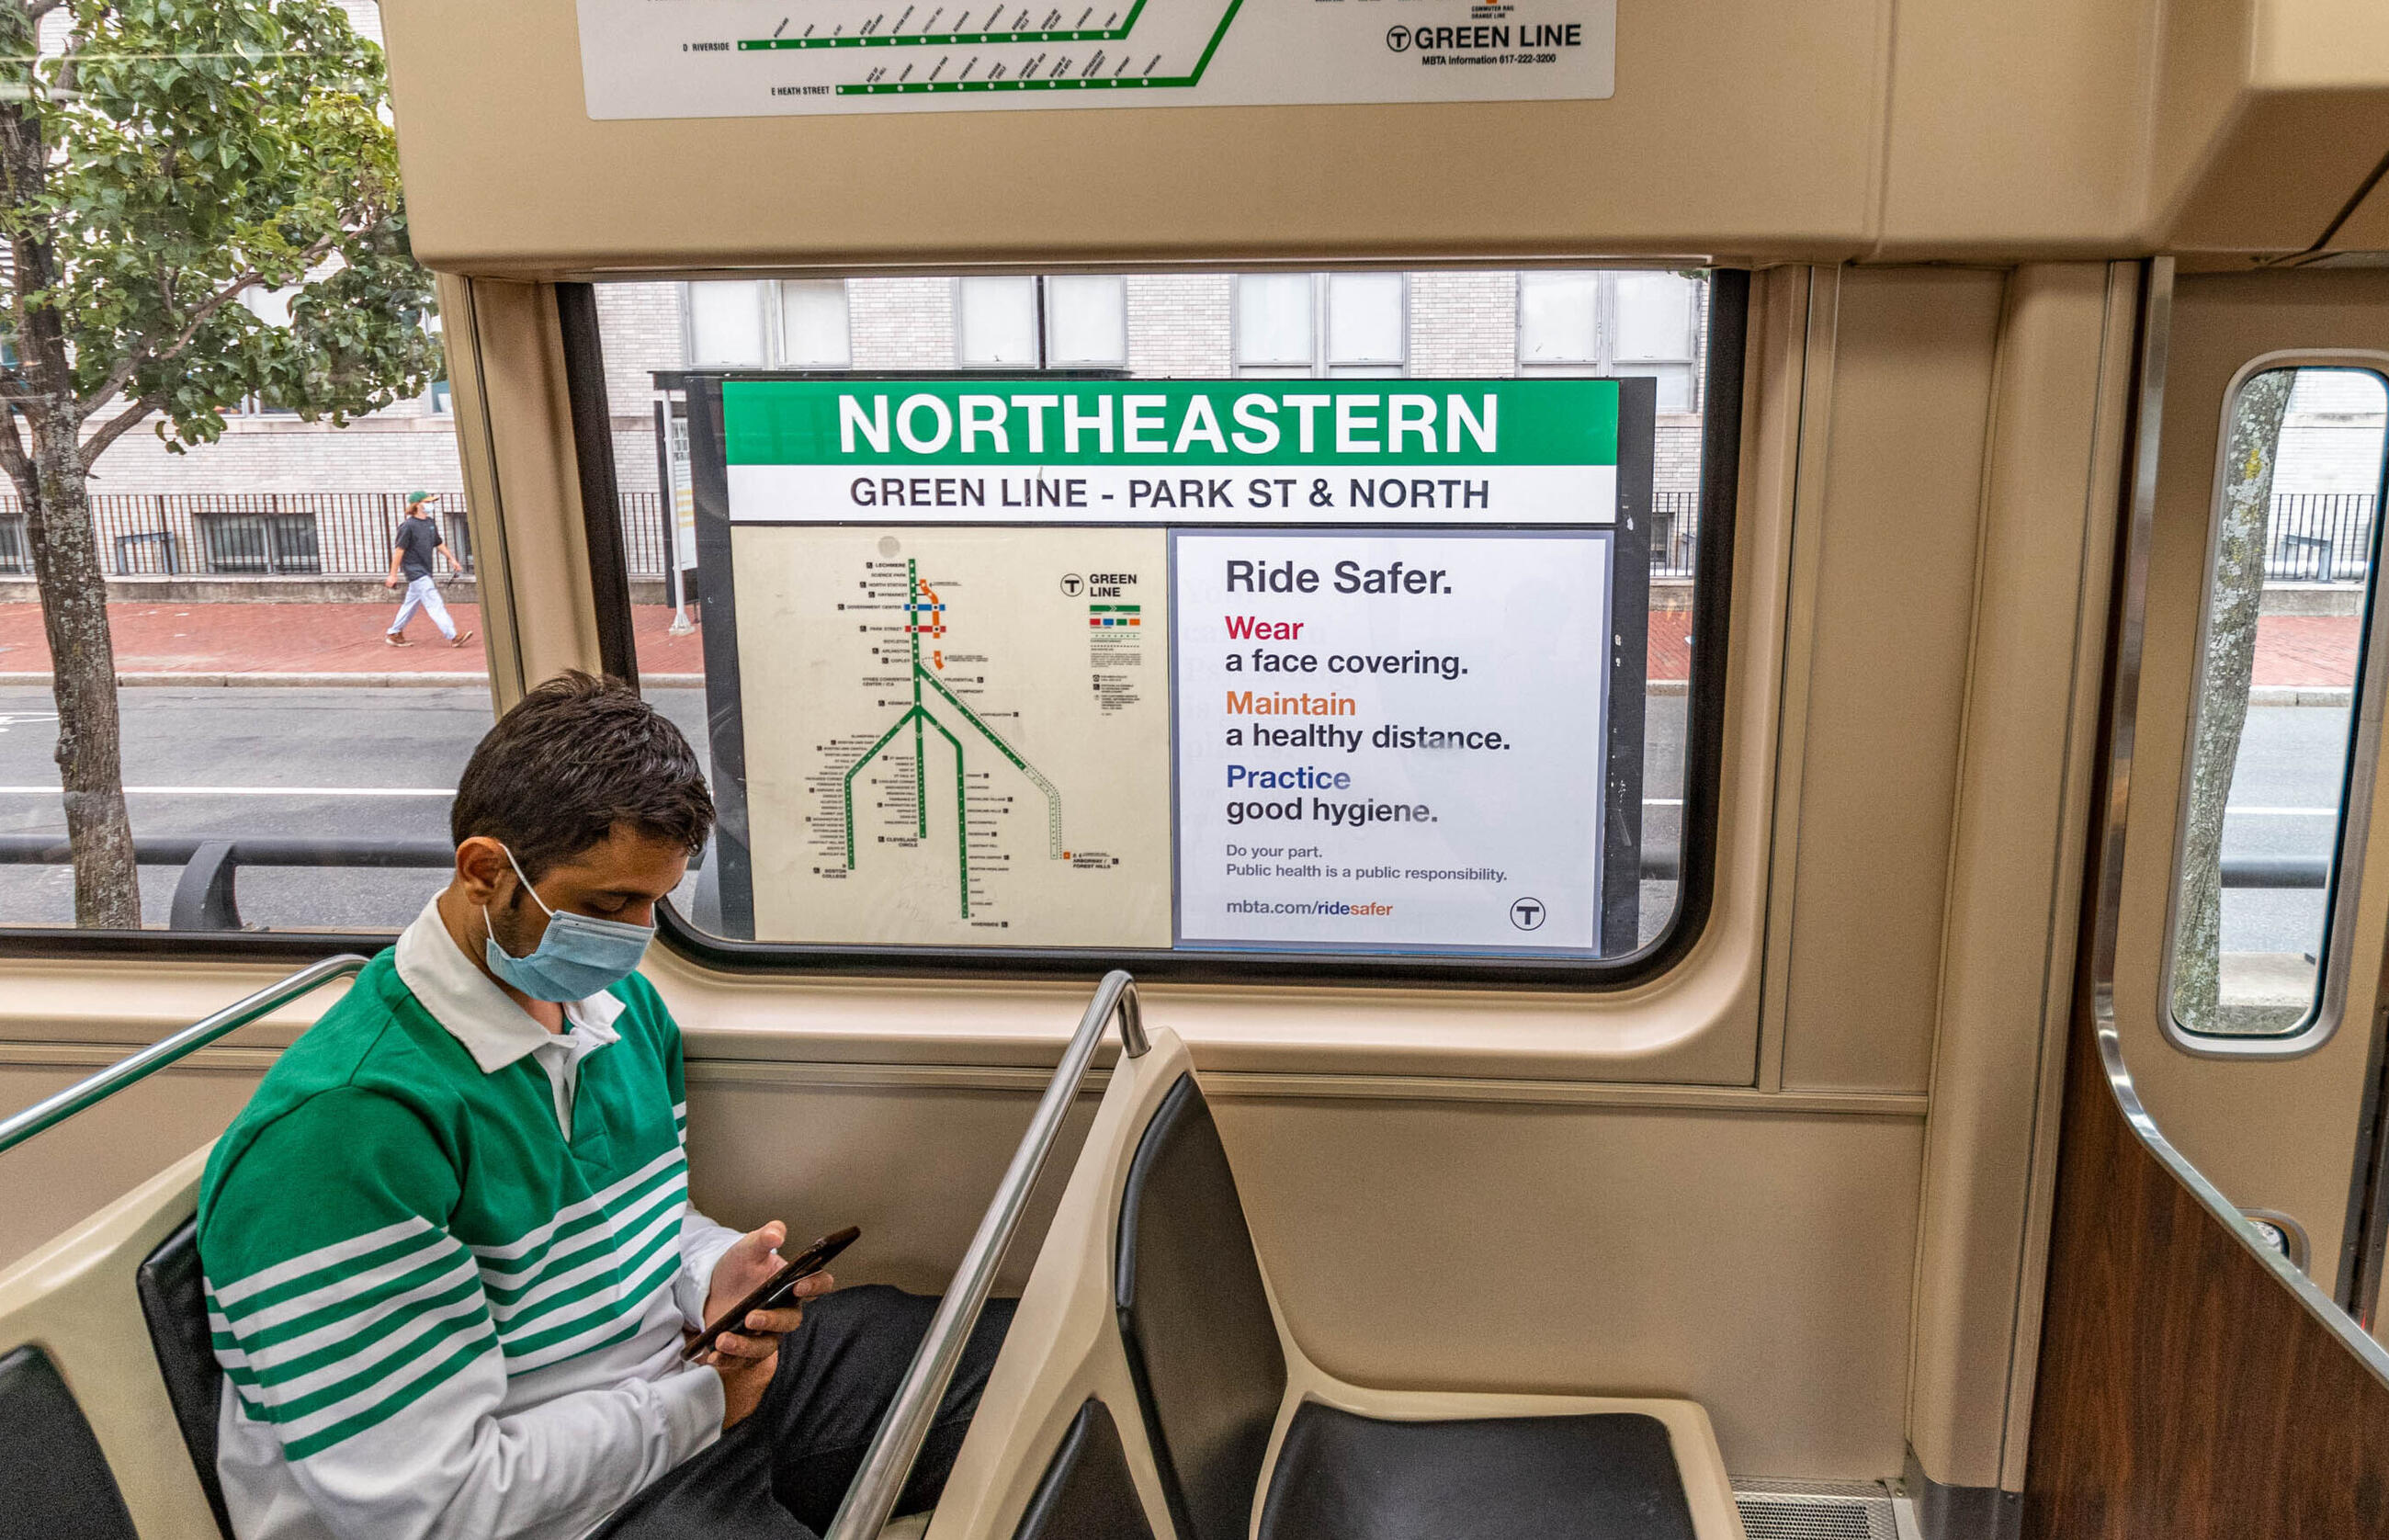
[
  {"x1": 575, "y1": 0, "x2": 1614, "y2": 119},
  {"x1": 685, "y1": 374, "x2": 1651, "y2": 957}
]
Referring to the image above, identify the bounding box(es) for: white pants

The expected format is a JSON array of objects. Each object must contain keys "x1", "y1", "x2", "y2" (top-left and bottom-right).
[{"x1": 391, "y1": 574, "x2": 455, "y2": 640}]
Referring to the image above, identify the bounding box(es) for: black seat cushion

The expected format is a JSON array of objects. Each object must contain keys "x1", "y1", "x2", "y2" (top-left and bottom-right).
[
  {"x1": 137, "y1": 1217, "x2": 235, "y2": 1538},
  {"x1": 0, "y1": 1343, "x2": 141, "y2": 1540},
  {"x1": 1114, "y1": 1073, "x2": 1285, "y2": 1540},
  {"x1": 1013, "y1": 1398, "x2": 1157, "y2": 1540},
  {"x1": 1255, "y1": 1402, "x2": 1700, "y2": 1540}
]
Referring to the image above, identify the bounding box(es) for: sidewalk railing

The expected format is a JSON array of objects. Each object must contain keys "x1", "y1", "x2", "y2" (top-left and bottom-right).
[
  {"x1": 2267, "y1": 493, "x2": 2376, "y2": 583},
  {"x1": 0, "y1": 492, "x2": 671, "y2": 583},
  {"x1": 1653, "y1": 490, "x2": 1698, "y2": 579}
]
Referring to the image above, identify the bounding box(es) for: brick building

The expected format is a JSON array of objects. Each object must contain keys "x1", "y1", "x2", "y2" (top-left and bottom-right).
[{"x1": 52, "y1": 268, "x2": 1714, "y2": 584}]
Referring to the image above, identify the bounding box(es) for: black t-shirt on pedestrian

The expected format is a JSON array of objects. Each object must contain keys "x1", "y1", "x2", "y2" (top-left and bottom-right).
[{"x1": 395, "y1": 515, "x2": 443, "y2": 581}]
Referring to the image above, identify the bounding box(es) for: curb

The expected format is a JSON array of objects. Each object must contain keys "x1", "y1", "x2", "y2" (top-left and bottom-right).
[
  {"x1": 0, "y1": 672, "x2": 708, "y2": 689},
  {"x1": 2251, "y1": 685, "x2": 2353, "y2": 708}
]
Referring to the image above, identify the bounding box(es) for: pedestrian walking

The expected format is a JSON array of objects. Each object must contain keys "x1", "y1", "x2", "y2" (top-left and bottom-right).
[{"x1": 385, "y1": 491, "x2": 474, "y2": 648}]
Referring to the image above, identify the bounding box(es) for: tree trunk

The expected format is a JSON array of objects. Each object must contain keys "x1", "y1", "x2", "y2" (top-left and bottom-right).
[
  {"x1": 0, "y1": 93, "x2": 140, "y2": 928},
  {"x1": 2172, "y1": 367, "x2": 2296, "y2": 1032}
]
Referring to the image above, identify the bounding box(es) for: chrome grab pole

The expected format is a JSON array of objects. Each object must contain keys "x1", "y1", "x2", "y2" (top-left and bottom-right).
[
  {"x1": 0, "y1": 953, "x2": 368, "y2": 1157},
  {"x1": 823, "y1": 969, "x2": 1148, "y2": 1540}
]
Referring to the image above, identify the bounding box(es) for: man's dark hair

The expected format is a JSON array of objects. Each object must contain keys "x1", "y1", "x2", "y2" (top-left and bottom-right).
[{"x1": 452, "y1": 672, "x2": 714, "y2": 880}]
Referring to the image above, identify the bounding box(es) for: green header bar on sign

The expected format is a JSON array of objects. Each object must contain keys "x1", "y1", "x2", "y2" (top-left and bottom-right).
[{"x1": 721, "y1": 379, "x2": 1618, "y2": 468}]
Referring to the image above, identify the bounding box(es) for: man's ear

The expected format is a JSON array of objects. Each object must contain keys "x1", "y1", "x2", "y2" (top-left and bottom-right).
[{"x1": 455, "y1": 837, "x2": 515, "y2": 908}]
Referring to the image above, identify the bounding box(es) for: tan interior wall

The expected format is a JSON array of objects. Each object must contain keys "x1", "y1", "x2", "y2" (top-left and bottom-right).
[
  {"x1": 0, "y1": 262, "x2": 2140, "y2": 1490},
  {"x1": 375, "y1": 0, "x2": 2389, "y2": 273},
  {"x1": 1874, "y1": 0, "x2": 2157, "y2": 257},
  {"x1": 1905, "y1": 265, "x2": 2136, "y2": 1495},
  {"x1": 1775, "y1": 267, "x2": 2005, "y2": 1095},
  {"x1": 1217, "y1": 1093, "x2": 1922, "y2": 1477},
  {"x1": 2113, "y1": 269, "x2": 2389, "y2": 1291}
]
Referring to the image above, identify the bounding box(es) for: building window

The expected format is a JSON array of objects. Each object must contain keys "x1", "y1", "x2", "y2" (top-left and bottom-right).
[
  {"x1": 957, "y1": 277, "x2": 1040, "y2": 368},
  {"x1": 777, "y1": 280, "x2": 852, "y2": 368},
  {"x1": 956, "y1": 277, "x2": 1128, "y2": 369},
  {"x1": 1518, "y1": 273, "x2": 1601, "y2": 366},
  {"x1": 1518, "y1": 271, "x2": 1704, "y2": 412},
  {"x1": 687, "y1": 280, "x2": 772, "y2": 367},
  {"x1": 1046, "y1": 276, "x2": 1127, "y2": 368},
  {"x1": 686, "y1": 279, "x2": 853, "y2": 369},
  {"x1": 1234, "y1": 274, "x2": 1408, "y2": 378}
]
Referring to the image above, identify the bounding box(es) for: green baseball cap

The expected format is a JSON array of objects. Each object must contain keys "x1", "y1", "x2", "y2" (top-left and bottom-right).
[{"x1": 405, "y1": 490, "x2": 436, "y2": 507}]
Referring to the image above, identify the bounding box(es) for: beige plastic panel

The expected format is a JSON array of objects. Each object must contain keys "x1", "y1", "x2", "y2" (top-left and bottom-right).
[
  {"x1": 1775, "y1": 267, "x2": 2005, "y2": 1094},
  {"x1": 0, "y1": 1149, "x2": 223, "y2": 1540},
  {"x1": 931, "y1": 1025, "x2": 1747, "y2": 1540},
  {"x1": 376, "y1": 0, "x2": 2389, "y2": 269},
  {"x1": 379, "y1": 0, "x2": 1886, "y2": 274},
  {"x1": 2114, "y1": 269, "x2": 2389, "y2": 1296},
  {"x1": 1216, "y1": 1092, "x2": 1919, "y2": 1478},
  {"x1": 1905, "y1": 264, "x2": 2136, "y2": 1494}
]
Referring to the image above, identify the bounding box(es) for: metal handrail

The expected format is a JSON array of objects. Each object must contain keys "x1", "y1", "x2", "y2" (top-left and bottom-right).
[
  {"x1": 823, "y1": 969, "x2": 1149, "y2": 1540},
  {"x1": 0, "y1": 953, "x2": 368, "y2": 1157}
]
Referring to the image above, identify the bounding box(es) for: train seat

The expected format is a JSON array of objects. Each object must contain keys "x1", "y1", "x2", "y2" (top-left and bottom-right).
[
  {"x1": 133, "y1": 1218, "x2": 234, "y2": 1539},
  {"x1": 926, "y1": 1026, "x2": 1742, "y2": 1540}
]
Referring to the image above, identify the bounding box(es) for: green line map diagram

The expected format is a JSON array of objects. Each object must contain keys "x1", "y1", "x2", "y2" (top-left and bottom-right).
[
  {"x1": 839, "y1": 559, "x2": 1065, "y2": 915},
  {"x1": 577, "y1": 0, "x2": 1614, "y2": 119},
  {"x1": 731, "y1": 526, "x2": 1172, "y2": 948}
]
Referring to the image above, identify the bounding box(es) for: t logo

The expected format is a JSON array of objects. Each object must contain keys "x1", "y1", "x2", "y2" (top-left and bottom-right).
[
  {"x1": 1059, "y1": 573, "x2": 1085, "y2": 597},
  {"x1": 1509, "y1": 897, "x2": 1546, "y2": 932}
]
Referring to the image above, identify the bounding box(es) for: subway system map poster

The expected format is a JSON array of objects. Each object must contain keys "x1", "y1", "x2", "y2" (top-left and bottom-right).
[{"x1": 685, "y1": 375, "x2": 1652, "y2": 957}]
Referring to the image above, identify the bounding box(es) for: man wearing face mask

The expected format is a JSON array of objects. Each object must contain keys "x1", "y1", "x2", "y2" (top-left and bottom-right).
[{"x1": 197, "y1": 673, "x2": 1012, "y2": 1540}]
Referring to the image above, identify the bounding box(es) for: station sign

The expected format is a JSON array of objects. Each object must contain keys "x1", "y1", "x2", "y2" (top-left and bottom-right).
[{"x1": 683, "y1": 372, "x2": 1654, "y2": 959}]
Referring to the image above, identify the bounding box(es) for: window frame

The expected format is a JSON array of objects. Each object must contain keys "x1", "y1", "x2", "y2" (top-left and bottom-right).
[
  {"x1": 2158, "y1": 350, "x2": 2389, "y2": 1060},
  {"x1": 0, "y1": 271, "x2": 1744, "y2": 975},
  {"x1": 610, "y1": 272, "x2": 1746, "y2": 990}
]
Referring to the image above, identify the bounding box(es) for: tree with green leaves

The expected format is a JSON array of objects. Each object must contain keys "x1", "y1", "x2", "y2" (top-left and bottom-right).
[{"x1": 0, "y1": 0, "x2": 439, "y2": 926}]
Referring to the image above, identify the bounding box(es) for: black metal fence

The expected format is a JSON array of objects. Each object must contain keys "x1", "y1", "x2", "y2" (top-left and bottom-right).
[
  {"x1": 0, "y1": 491, "x2": 672, "y2": 582},
  {"x1": 1652, "y1": 490, "x2": 1699, "y2": 579},
  {"x1": 2266, "y1": 493, "x2": 2376, "y2": 583}
]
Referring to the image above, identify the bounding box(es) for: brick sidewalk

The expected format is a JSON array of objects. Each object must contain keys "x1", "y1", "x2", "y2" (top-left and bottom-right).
[
  {"x1": 0, "y1": 599, "x2": 2352, "y2": 690},
  {"x1": 0, "y1": 599, "x2": 706, "y2": 680},
  {"x1": 2256, "y1": 614, "x2": 2359, "y2": 688}
]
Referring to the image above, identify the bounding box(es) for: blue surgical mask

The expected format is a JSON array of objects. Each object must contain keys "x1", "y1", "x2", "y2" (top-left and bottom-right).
[{"x1": 482, "y1": 844, "x2": 654, "y2": 1002}]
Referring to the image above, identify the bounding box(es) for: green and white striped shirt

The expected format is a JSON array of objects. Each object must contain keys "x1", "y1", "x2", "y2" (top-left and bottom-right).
[{"x1": 199, "y1": 900, "x2": 740, "y2": 1540}]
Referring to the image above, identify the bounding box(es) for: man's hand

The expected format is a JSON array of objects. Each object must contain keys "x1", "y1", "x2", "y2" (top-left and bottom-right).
[
  {"x1": 384, "y1": 573, "x2": 402, "y2": 589},
  {"x1": 697, "y1": 1221, "x2": 834, "y2": 1430}
]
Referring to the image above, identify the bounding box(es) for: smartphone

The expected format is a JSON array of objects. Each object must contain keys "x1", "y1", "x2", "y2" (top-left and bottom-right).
[{"x1": 682, "y1": 1225, "x2": 860, "y2": 1362}]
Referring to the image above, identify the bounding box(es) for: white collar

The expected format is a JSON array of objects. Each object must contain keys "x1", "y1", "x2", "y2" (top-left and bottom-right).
[{"x1": 394, "y1": 895, "x2": 624, "y2": 1075}]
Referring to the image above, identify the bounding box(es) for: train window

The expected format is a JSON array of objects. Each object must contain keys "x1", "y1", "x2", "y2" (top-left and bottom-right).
[
  {"x1": 614, "y1": 268, "x2": 1738, "y2": 980},
  {"x1": 2168, "y1": 365, "x2": 2389, "y2": 1041},
  {"x1": 0, "y1": 0, "x2": 479, "y2": 940}
]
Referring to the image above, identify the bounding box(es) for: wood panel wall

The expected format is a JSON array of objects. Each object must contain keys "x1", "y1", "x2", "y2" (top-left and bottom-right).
[{"x1": 2023, "y1": 994, "x2": 2389, "y2": 1536}]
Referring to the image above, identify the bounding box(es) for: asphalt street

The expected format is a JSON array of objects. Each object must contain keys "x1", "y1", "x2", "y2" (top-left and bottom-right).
[
  {"x1": 2219, "y1": 702, "x2": 2349, "y2": 959},
  {"x1": 0, "y1": 687, "x2": 2330, "y2": 957}
]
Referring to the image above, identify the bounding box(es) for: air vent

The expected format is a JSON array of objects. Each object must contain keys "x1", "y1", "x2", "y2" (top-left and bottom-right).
[{"x1": 1732, "y1": 1479, "x2": 1898, "y2": 1540}]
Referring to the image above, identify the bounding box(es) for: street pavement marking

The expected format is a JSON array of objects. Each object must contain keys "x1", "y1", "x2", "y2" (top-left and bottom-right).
[
  {"x1": 2230, "y1": 806, "x2": 2337, "y2": 816},
  {"x1": 0, "y1": 786, "x2": 452, "y2": 797}
]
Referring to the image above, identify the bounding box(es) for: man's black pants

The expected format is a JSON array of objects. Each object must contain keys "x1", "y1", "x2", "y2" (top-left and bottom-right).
[{"x1": 595, "y1": 1285, "x2": 1016, "y2": 1539}]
